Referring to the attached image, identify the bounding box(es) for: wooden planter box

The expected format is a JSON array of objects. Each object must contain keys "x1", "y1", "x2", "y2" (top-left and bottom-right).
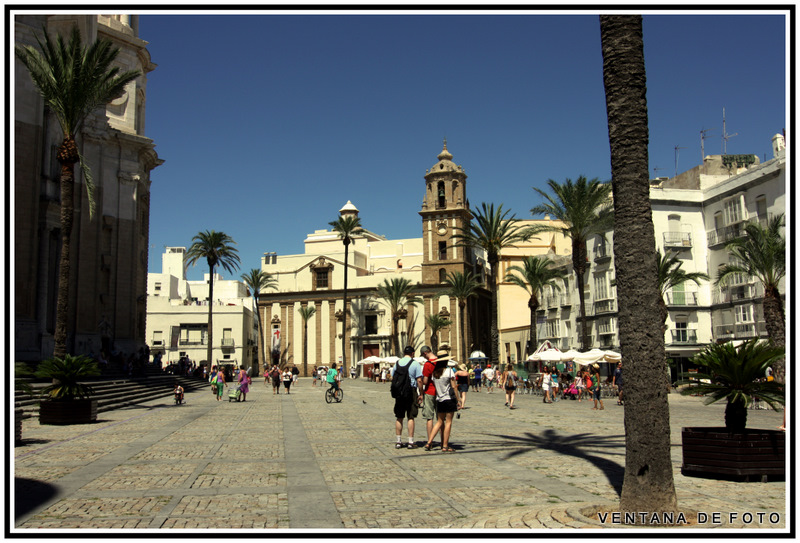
[
  {"x1": 682, "y1": 427, "x2": 785, "y2": 482},
  {"x1": 39, "y1": 399, "x2": 98, "y2": 425}
]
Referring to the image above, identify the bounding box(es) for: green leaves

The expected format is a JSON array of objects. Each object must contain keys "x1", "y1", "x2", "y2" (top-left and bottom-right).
[
  {"x1": 679, "y1": 339, "x2": 785, "y2": 429},
  {"x1": 186, "y1": 230, "x2": 241, "y2": 276},
  {"x1": 34, "y1": 354, "x2": 100, "y2": 400}
]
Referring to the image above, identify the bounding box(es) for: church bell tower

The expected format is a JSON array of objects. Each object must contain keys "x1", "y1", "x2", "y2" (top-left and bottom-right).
[{"x1": 420, "y1": 140, "x2": 473, "y2": 285}]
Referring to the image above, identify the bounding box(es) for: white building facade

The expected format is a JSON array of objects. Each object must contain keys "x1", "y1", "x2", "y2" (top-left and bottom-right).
[
  {"x1": 527, "y1": 134, "x2": 786, "y2": 379},
  {"x1": 146, "y1": 247, "x2": 257, "y2": 370}
]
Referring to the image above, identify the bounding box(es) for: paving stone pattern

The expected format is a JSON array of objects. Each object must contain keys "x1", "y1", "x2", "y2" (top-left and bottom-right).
[{"x1": 13, "y1": 377, "x2": 787, "y2": 533}]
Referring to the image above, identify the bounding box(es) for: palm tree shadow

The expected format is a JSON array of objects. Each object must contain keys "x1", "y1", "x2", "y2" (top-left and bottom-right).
[{"x1": 474, "y1": 429, "x2": 626, "y2": 496}]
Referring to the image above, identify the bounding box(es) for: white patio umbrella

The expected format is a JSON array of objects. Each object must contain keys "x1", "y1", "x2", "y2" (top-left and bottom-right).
[
  {"x1": 560, "y1": 350, "x2": 581, "y2": 361},
  {"x1": 357, "y1": 356, "x2": 381, "y2": 365},
  {"x1": 527, "y1": 349, "x2": 563, "y2": 362},
  {"x1": 469, "y1": 351, "x2": 488, "y2": 360},
  {"x1": 382, "y1": 356, "x2": 400, "y2": 365},
  {"x1": 603, "y1": 350, "x2": 622, "y2": 362},
  {"x1": 572, "y1": 349, "x2": 608, "y2": 365}
]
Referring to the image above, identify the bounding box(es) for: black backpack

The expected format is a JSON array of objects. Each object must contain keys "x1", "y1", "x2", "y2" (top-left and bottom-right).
[{"x1": 390, "y1": 361, "x2": 413, "y2": 400}]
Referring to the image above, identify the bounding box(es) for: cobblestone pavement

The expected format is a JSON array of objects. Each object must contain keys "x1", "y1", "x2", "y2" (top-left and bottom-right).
[{"x1": 13, "y1": 377, "x2": 788, "y2": 535}]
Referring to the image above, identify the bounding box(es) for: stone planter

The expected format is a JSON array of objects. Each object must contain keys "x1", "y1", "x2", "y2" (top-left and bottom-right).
[
  {"x1": 681, "y1": 427, "x2": 785, "y2": 482},
  {"x1": 39, "y1": 398, "x2": 98, "y2": 425}
]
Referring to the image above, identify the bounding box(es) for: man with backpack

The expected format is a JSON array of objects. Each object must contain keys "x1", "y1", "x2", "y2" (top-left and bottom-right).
[{"x1": 390, "y1": 346, "x2": 423, "y2": 449}]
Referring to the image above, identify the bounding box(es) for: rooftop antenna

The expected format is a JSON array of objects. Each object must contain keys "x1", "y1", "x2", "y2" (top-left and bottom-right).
[
  {"x1": 700, "y1": 128, "x2": 715, "y2": 162},
  {"x1": 674, "y1": 145, "x2": 686, "y2": 177},
  {"x1": 652, "y1": 165, "x2": 664, "y2": 178},
  {"x1": 721, "y1": 107, "x2": 737, "y2": 154}
]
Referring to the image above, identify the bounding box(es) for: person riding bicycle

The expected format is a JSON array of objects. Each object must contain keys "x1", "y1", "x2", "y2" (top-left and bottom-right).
[{"x1": 327, "y1": 362, "x2": 341, "y2": 392}]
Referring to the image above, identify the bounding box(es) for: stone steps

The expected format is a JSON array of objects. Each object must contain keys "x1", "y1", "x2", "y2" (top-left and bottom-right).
[{"x1": 15, "y1": 374, "x2": 209, "y2": 418}]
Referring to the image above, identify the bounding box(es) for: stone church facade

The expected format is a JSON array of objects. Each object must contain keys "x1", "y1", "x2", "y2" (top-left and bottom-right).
[
  {"x1": 14, "y1": 15, "x2": 162, "y2": 361},
  {"x1": 258, "y1": 142, "x2": 490, "y2": 376}
]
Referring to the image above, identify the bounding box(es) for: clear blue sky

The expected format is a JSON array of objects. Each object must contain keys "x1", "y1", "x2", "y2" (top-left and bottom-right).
[{"x1": 140, "y1": 10, "x2": 788, "y2": 281}]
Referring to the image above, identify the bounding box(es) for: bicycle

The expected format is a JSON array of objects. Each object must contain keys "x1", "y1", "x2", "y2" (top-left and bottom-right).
[{"x1": 325, "y1": 383, "x2": 343, "y2": 403}]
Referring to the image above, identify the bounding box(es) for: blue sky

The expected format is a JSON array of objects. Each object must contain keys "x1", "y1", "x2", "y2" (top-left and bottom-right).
[{"x1": 140, "y1": 10, "x2": 788, "y2": 281}]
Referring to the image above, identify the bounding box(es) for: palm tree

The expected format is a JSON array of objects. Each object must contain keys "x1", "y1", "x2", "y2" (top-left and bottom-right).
[
  {"x1": 298, "y1": 305, "x2": 317, "y2": 377},
  {"x1": 425, "y1": 314, "x2": 452, "y2": 353},
  {"x1": 679, "y1": 339, "x2": 784, "y2": 431},
  {"x1": 452, "y1": 203, "x2": 529, "y2": 367},
  {"x1": 444, "y1": 271, "x2": 481, "y2": 363},
  {"x1": 375, "y1": 277, "x2": 421, "y2": 355},
  {"x1": 529, "y1": 177, "x2": 613, "y2": 351},
  {"x1": 600, "y1": 14, "x2": 676, "y2": 518},
  {"x1": 185, "y1": 231, "x2": 241, "y2": 368},
  {"x1": 329, "y1": 214, "x2": 365, "y2": 375},
  {"x1": 504, "y1": 256, "x2": 567, "y2": 356},
  {"x1": 656, "y1": 250, "x2": 709, "y2": 327},
  {"x1": 717, "y1": 214, "x2": 786, "y2": 380},
  {"x1": 16, "y1": 26, "x2": 140, "y2": 359},
  {"x1": 241, "y1": 269, "x2": 278, "y2": 375}
]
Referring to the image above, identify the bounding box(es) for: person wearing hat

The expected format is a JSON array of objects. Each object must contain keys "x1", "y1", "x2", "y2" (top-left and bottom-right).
[
  {"x1": 419, "y1": 346, "x2": 441, "y2": 446},
  {"x1": 390, "y1": 346, "x2": 423, "y2": 449},
  {"x1": 454, "y1": 363, "x2": 471, "y2": 409},
  {"x1": 423, "y1": 351, "x2": 463, "y2": 452}
]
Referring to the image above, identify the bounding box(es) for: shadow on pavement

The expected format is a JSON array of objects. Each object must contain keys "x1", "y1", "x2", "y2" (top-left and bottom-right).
[
  {"x1": 469, "y1": 429, "x2": 626, "y2": 496},
  {"x1": 15, "y1": 477, "x2": 58, "y2": 521}
]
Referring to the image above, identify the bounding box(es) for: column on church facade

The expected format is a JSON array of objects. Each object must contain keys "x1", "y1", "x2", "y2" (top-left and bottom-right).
[{"x1": 314, "y1": 300, "x2": 323, "y2": 376}]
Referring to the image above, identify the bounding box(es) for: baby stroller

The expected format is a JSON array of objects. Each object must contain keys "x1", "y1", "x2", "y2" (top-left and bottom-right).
[{"x1": 228, "y1": 384, "x2": 242, "y2": 402}]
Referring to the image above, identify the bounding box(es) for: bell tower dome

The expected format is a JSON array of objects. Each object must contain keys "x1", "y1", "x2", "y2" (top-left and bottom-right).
[{"x1": 419, "y1": 139, "x2": 472, "y2": 285}]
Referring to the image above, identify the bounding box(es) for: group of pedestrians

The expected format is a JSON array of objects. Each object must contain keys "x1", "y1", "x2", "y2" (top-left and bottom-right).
[{"x1": 265, "y1": 364, "x2": 301, "y2": 394}]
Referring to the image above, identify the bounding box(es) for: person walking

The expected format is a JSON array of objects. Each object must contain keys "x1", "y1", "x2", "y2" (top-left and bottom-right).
[
  {"x1": 473, "y1": 364, "x2": 483, "y2": 393},
  {"x1": 291, "y1": 364, "x2": 300, "y2": 385},
  {"x1": 540, "y1": 366, "x2": 552, "y2": 403},
  {"x1": 455, "y1": 364, "x2": 471, "y2": 409},
  {"x1": 575, "y1": 369, "x2": 586, "y2": 402},
  {"x1": 550, "y1": 367, "x2": 560, "y2": 402},
  {"x1": 270, "y1": 365, "x2": 282, "y2": 395},
  {"x1": 590, "y1": 364, "x2": 604, "y2": 410},
  {"x1": 483, "y1": 364, "x2": 495, "y2": 393},
  {"x1": 282, "y1": 367, "x2": 293, "y2": 394},
  {"x1": 237, "y1": 368, "x2": 250, "y2": 401},
  {"x1": 214, "y1": 369, "x2": 226, "y2": 401},
  {"x1": 612, "y1": 362, "x2": 624, "y2": 406},
  {"x1": 424, "y1": 355, "x2": 463, "y2": 453},
  {"x1": 390, "y1": 346, "x2": 422, "y2": 449},
  {"x1": 500, "y1": 363, "x2": 519, "y2": 409},
  {"x1": 418, "y1": 346, "x2": 439, "y2": 447}
]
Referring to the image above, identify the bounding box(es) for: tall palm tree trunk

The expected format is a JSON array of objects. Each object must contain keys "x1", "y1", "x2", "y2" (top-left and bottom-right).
[
  {"x1": 342, "y1": 242, "x2": 350, "y2": 374},
  {"x1": 763, "y1": 288, "x2": 785, "y2": 383},
  {"x1": 529, "y1": 299, "x2": 539, "y2": 355},
  {"x1": 601, "y1": 14, "x2": 677, "y2": 517},
  {"x1": 488, "y1": 256, "x2": 500, "y2": 366},
  {"x1": 459, "y1": 301, "x2": 467, "y2": 363},
  {"x1": 53, "y1": 152, "x2": 77, "y2": 359},
  {"x1": 206, "y1": 266, "x2": 215, "y2": 367},
  {"x1": 574, "y1": 244, "x2": 589, "y2": 351},
  {"x1": 303, "y1": 322, "x2": 309, "y2": 377}
]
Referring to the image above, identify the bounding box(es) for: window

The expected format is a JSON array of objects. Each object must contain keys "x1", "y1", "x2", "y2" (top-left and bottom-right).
[
  {"x1": 594, "y1": 273, "x2": 609, "y2": 300},
  {"x1": 438, "y1": 241, "x2": 447, "y2": 260},
  {"x1": 674, "y1": 321, "x2": 688, "y2": 343},
  {"x1": 437, "y1": 182, "x2": 446, "y2": 208},
  {"x1": 723, "y1": 197, "x2": 742, "y2": 225},
  {"x1": 365, "y1": 315, "x2": 378, "y2": 335},
  {"x1": 439, "y1": 268, "x2": 447, "y2": 283},
  {"x1": 755, "y1": 196, "x2": 767, "y2": 221},
  {"x1": 734, "y1": 304, "x2": 753, "y2": 323},
  {"x1": 152, "y1": 331, "x2": 163, "y2": 346},
  {"x1": 154, "y1": 282, "x2": 161, "y2": 295},
  {"x1": 316, "y1": 269, "x2": 329, "y2": 289}
]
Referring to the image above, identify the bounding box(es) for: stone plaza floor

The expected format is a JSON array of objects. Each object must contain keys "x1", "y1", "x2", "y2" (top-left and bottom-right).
[{"x1": 12, "y1": 376, "x2": 789, "y2": 535}]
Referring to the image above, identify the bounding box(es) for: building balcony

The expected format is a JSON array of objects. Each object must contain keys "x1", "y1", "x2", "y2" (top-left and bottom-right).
[
  {"x1": 712, "y1": 283, "x2": 764, "y2": 304},
  {"x1": 560, "y1": 295, "x2": 572, "y2": 307},
  {"x1": 713, "y1": 322, "x2": 768, "y2": 340},
  {"x1": 594, "y1": 246, "x2": 612, "y2": 262},
  {"x1": 221, "y1": 338, "x2": 235, "y2": 350},
  {"x1": 179, "y1": 339, "x2": 206, "y2": 346},
  {"x1": 670, "y1": 329, "x2": 698, "y2": 344},
  {"x1": 665, "y1": 291, "x2": 699, "y2": 306},
  {"x1": 706, "y1": 221, "x2": 748, "y2": 247},
  {"x1": 663, "y1": 231, "x2": 693, "y2": 249},
  {"x1": 594, "y1": 299, "x2": 617, "y2": 314}
]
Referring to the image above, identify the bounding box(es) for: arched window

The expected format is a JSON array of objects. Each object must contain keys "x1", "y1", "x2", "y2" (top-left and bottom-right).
[{"x1": 439, "y1": 268, "x2": 447, "y2": 283}]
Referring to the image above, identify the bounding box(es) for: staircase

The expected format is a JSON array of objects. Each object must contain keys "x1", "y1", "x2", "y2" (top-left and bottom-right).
[{"x1": 15, "y1": 371, "x2": 209, "y2": 420}]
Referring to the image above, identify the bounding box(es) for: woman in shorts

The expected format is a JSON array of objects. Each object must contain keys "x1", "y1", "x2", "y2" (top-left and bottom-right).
[
  {"x1": 455, "y1": 364, "x2": 471, "y2": 409},
  {"x1": 424, "y1": 358, "x2": 463, "y2": 453},
  {"x1": 540, "y1": 366, "x2": 552, "y2": 403},
  {"x1": 500, "y1": 363, "x2": 518, "y2": 409}
]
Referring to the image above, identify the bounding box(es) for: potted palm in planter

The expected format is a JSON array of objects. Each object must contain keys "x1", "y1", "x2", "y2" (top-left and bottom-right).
[
  {"x1": 679, "y1": 339, "x2": 785, "y2": 481},
  {"x1": 35, "y1": 354, "x2": 100, "y2": 425}
]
